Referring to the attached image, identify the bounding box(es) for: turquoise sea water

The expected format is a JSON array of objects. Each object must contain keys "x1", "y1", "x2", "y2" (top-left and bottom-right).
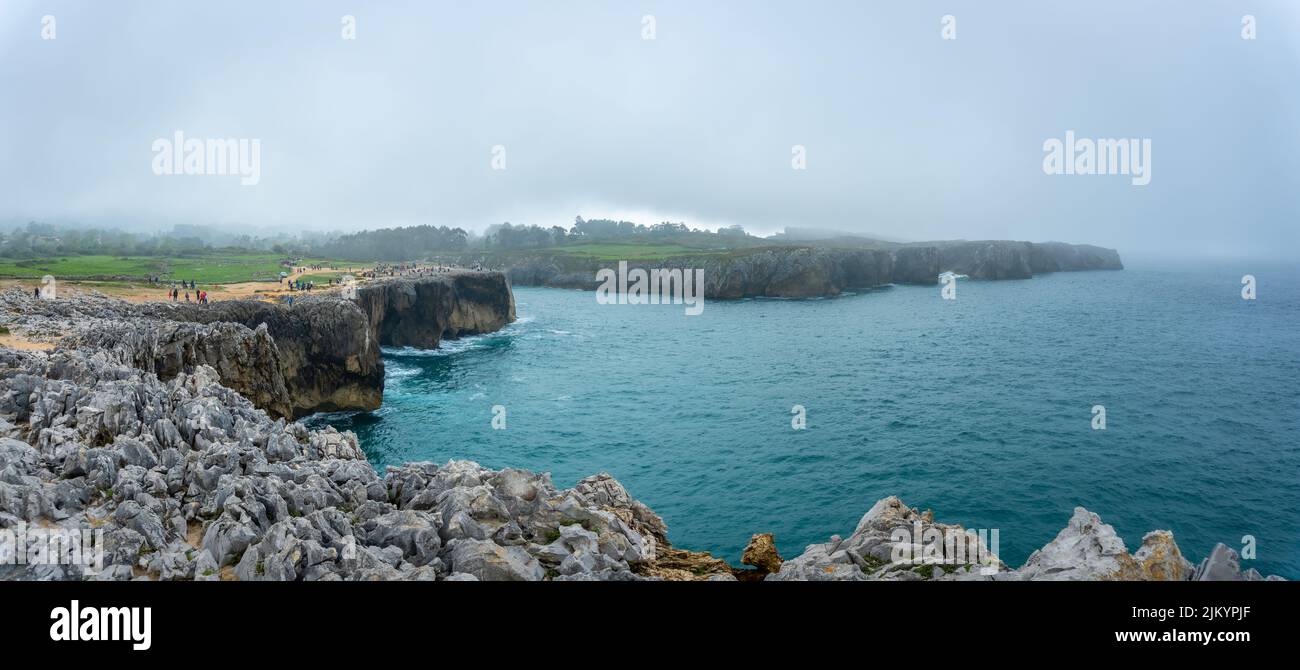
[{"x1": 311, "y1": 263, "x2": 1300, "y2": 577}]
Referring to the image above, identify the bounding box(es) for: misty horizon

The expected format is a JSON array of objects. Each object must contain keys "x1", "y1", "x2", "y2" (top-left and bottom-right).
[{"x1": 2, "y1": 1, "x2": 1297, "y2": 260}]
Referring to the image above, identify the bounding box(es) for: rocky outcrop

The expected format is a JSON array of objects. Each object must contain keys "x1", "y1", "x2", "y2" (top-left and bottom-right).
[
  {"x1": 766, "y1": 496, "x2": 1004, "y2": 581},
  {"x1": 139, "y1": 299, "x2": 381, "y2": 419},
  {"x1": 0, "y1": 348, "x2": 666, "y2": 581},
  {"x1": 741, "y1": 533, "x2": 783, "y2": 574},
  {"x1": 768, "y1": 497, "x2": 1281, "y2": 581},
  {"x1": 499, "y1": 240, "x2": 1121, "y2": 299},
  {"x1": 1014, "y1": 510, "x2": 1196, "y2": 581},
  {"x1": 0, "y1": 272, "x2": 515, "y2": 419},
  {"x1": 77, "y1": 319, "x2": 295, "y2": 419},
  {"x1": 1192, "y1": 543, "x2": 1283, "y2": 581},
  {"x1": 11, "y1": 293, "x2": 380, "y2": 420},
  {"x1": 351, "y1": 272, "x2": 516, "y2": 349},
  {"x1": 1028, "y1": 242, "x2": 1125, "y2": 273}
]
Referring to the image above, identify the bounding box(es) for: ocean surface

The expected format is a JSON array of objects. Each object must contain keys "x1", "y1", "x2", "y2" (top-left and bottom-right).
[{"x1": 309, "y1": 262, "x2": 1300, "y2": 577}]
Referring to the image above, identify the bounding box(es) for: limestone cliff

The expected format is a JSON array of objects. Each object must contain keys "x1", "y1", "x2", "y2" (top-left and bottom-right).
[
  {"x1": 0, "y1": 272, "x2": 516, "y2": 419},
  {"x1": 151, "y1": 299, "x2": 382, "y2": 418},
  {"x1": 496, "y1": 240, "x2": 1121, "y2": 298},
  {"x1": 353, "y1": 272, "x2": 516, "y2": 349},
  {"x1": 75, "y1": 319, "x2": 296, "y2": 419}
]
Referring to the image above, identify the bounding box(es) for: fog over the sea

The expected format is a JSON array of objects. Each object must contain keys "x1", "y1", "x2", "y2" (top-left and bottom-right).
[{"x1": 1, "y1": 0, "x2": 1297, "y2": 259}]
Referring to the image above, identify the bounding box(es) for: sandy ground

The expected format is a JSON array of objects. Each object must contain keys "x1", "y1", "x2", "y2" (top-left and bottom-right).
[{"x1": 0, "y1": 332, "x2": 55, "y2": 351}]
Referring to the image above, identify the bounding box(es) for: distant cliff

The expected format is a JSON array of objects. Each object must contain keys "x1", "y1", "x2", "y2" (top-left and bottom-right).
[
  {"x1": 891, "y1": 241, "x2": 1123, "y2": 284},
  {"x1": 354, "y1": 272, "x2": 516, "y2": 349},
  {"x1": 488, "y1": 240, "x2": 1121, "y2": 299}
]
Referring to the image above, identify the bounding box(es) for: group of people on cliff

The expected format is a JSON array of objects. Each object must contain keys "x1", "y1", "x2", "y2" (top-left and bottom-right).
[
  {"x1": 150, "y1": 278, "x2": 198, "y2": 289},
  {"x1": 360, "y1": 263, "x2": 463, "y2": 279},
  {"x1": 167, "y1": 286, "x2": 209, "y2": 304}
]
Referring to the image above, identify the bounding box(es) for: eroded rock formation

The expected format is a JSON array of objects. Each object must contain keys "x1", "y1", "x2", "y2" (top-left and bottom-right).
[
  {"x1": 352, "y1": 272, "x2": 516, "y2": 349},
  {"x1": 0, "y1": 349, "x2": 664, "y2": 581},
  {"x1": 767, "y1": 496, "x2": 1282, "y2": 581},
  {"x1": 138, "y1": 298, "x2": 381, "y2": 418},
  {"x1": 0, "y1": 272, "x2": 515, "y2": 419}
]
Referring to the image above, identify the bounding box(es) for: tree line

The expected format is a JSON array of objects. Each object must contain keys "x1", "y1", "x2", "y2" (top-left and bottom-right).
[{"x1": 1, "y1": 218, "x2": 755, "y2": 262}]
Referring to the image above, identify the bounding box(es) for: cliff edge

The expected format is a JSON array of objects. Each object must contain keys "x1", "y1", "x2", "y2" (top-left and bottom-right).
[{"x1": 0, "y1": 270, "x2": 516, "y2": 419}]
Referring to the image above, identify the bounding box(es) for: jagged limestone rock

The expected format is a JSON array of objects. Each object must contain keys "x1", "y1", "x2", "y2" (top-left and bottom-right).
[
  {"x1": 0, "y1": 348, "x2": 681, "y2": 581},
  {"x1": 741, "y1": 533, "x2": 782, "y2": 574}
]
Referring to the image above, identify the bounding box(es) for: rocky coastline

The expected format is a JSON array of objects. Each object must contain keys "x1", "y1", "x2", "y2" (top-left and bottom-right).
[
  {"x1": 3, "y1": 272, "x2": 514, "y2": 419},
  {"x1": 492, "y1": 240, "x2": 1122, "y2": 299},
  {"x1": 0, "y1": 272, "x2": 1281, "y2": 581}
]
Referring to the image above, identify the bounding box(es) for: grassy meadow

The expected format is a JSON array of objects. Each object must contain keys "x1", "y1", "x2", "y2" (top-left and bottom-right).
[{"x1": 0, "y1": 253, "x2": 343, "y2": 284}]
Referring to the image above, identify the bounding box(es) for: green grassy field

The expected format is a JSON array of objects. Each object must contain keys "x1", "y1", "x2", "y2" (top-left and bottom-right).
[
  {"x1": 0, "y1": 253, "x2": 341, "y2": 284},
  {"x1": 297, "y1": 272, "x2": 348, "y2": 284},
  {"x1": 551, "y1": 243, "x2": 729, "y2": 261},
  {"x1": 0, "y1": 256, "x2": 159, "y2": 278}
]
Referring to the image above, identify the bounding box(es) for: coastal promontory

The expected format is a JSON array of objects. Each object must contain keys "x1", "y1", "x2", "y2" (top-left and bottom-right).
[{"x1": 1, "y1": 271, "x2": 515, "y2": 419}]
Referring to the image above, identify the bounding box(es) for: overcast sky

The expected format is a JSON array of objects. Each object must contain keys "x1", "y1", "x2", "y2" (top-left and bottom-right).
[{"x1": 1, "y1": 1, "x2": 1297, "y2": 258}]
